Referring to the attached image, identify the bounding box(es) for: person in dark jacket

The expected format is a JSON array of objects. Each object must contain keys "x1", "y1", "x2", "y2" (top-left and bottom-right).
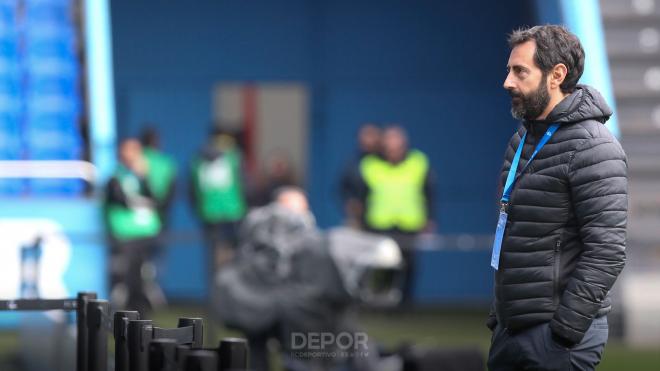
[
  {"x1": 189, "y1": 128, "x2": 248, "y2": 290},
  {"x1": 338, "y1": 123, "x2": 381, "y2": 228},
  {"x1": 487, "y1": 25, "x2": 627, "y2": 371},
  {"x1": 140, "y1": 126, "x2": 177, "y2": 227},
  {"x1": 105, "y1": 138, "x2": 164, "y2": 315}
]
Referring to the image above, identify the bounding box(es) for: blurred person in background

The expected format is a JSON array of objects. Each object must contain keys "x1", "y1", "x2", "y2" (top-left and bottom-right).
[
  {"x1": 249, "y1": 149, "x2": 299, "y2": 207},
  {"x1": 214, "y1": 186, "x2": 399, "y2": 371},
  {"x1": 189, "y1": 127, "x2": 247, "y2": 293},
  {"x1": 140, "y1": 126, "x2": 177, "y2": 227},
  {"x1": 359, "y1": 125, "x2": 436, "y2": 305},
  {"x1": 240, "y1": 187, "x2": 316, "y2": 371},
  {"x1": 339, "y1": 123, "x2": 381, "y2": 228},
  {"x1": 105, "y1": 138, "x2": 164, "y2": 315},
  {"x1": 488, "y1": 25, "x2": 627, "y2": 371}
]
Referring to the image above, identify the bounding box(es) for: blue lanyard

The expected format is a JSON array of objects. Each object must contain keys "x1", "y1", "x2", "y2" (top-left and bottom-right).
[{"x1": 501, "y1": 124, "x2": 560, "y2": 204}]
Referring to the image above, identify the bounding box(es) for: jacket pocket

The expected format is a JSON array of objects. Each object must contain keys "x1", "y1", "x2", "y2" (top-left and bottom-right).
[{"x1": 553, "y1": 239, "x2": 561, "y2": 307}]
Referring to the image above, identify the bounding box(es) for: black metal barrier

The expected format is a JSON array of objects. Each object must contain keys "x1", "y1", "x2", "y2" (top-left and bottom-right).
[
  {"x1": 115, "y1": 311, "x2": 141, "y2": 371},
  {"x1": 0, "y1": 291, "x2": 98, "y2": 371},
  {"x1": 147, "y1": 338, "x2": 248, "y2": 371},
  {"x1": 125, "y1": 317, "x2": 204, "y2": 371},
  {"x1": 0, "y1": 292, "x2": 248, "y2": 371}
]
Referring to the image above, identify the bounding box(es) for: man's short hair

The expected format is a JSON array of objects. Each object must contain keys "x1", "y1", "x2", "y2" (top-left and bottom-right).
[
  {"x1": 508, "y1": 25, "x2": 585, "y2": 94},
  {"x1": 140, "y1": 126, "x2": 159, "y2": 147}
]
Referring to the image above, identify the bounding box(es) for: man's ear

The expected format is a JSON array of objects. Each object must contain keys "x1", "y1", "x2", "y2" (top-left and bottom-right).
[{"x1": 549, "y1": 63, "x2": 568, "y2": 90}]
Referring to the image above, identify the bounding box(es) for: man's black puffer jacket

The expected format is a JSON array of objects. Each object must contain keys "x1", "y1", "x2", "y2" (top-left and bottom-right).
[{"x1": 489, "y1": 85, "x2": 627, "y2": 346}]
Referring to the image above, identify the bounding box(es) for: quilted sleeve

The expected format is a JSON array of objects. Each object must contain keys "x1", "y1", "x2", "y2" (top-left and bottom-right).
[{"x1": 549, "y1": 137, "x2": 627, "y2": 345}]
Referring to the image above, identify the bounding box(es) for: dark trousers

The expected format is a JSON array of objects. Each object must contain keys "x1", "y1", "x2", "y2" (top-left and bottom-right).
[
  {"x1": 203, "y1": 221, "x2": 239, "y2": 343},
  {"x1": 202, "y1": 221, "x2": 239, "y2": 292},
  {"x1": 488, "y1": 315, "x2": 608, "y2": 371},
  {"x1": 246, "y1": 325, "x2": 280, "y2": 371},
  {"x1": 110, "y1": 237, "x2": 160, "y2": 315},
  {"x1": 247, "y1": 333, "x2": 271, "y2": 371}
]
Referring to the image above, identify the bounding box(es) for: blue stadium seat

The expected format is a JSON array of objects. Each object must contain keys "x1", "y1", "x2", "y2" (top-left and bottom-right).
[
  {"x1": 0, "y1": 0, "x2": 83, "y2": 197},
  {"x1": 0, "y1": 126, "x2": 22, "y2": 156},
  {"x1": 0, "y1": 95, "x2": 21, "y2": 118},
  {"x1": 27, "y1": 178, "x2": 84, "y2": 196},
  {"x1": 24, "y1": 1, "x2": 72, "y2": 26},
  {"x1": 0, "y1": 179, "x2": 26, "y2": 196},
  {"x1": 26, "y1": 91, "x2": 80, "y2": 118},
  {"x1": 0, "y1": 4, "x2": 15, "y2": 26},
  {"x1": 0, "y1": 57, "x2": 20, "y2": 78},
  {"x1": 27, "y1": 114, "x2": 77, "y2": 132},
  {"x1": 26, "y1": 58, "x2": 76, "y2": 81},
  {"x1": 0, "y1": 77, "x2": 20, "y2": 96},
  {"x1": 27, "y1": 76, "x2": 77, "y2": 97},
  {"x1": 25, "y1": 129, "x2": 82, "y2": 158},
  {"x1": 25, "y1": 38, "x2": 75, "y2": 61},
  {"x1": 0, "y1": 39, "x2": 18, "y2": 59},
  {"x1": 25, "y1": 22, "x2": 74, "y2": 43},
  {"x1": 0, "y1": 111, "x2": 20, "y2": 127}
]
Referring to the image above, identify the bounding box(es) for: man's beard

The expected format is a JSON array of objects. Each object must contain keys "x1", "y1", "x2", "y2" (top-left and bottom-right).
[{"x1": 509, "y1": 77, "x2": 550, "y2": 121}]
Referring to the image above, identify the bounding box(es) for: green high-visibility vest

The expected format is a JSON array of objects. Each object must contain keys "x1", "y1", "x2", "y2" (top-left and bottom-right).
[
  {"x1": 143, "y1": 148, "x2": 177, "y2": 203},
  {"x1": 360, "y1": 150, "x2": 429, "y2": 232},
  {"x1": 191, "y1": 148, "x2": 246, "y2": 223},
  {"x1": 106, "y1": 166, "x2": 162, "y2": 241}
]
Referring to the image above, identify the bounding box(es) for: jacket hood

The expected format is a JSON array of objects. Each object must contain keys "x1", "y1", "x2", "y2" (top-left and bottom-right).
[{"x1": 526, "y1": 85, "x2": 612, "y2": 126}]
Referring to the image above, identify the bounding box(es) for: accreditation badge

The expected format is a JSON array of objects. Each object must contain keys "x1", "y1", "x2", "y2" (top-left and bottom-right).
[{"x1": 490, "y1": 206, "x2": 508, "y2": 270}]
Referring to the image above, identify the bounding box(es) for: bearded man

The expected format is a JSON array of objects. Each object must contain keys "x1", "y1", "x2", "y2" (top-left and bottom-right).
[{"x1": 487, "y1": 25, "x2": 628, "y2": 371}]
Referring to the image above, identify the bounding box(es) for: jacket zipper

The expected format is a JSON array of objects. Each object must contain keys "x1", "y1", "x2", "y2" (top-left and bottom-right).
[{"x1": 553, "y1": 239, "x2": 561, "y2": 307}]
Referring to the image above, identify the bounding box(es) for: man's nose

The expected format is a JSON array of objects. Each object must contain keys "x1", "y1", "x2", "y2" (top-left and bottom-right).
[{"x1": 503, "y1": 73, "x2": 515, "y2": 91}]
